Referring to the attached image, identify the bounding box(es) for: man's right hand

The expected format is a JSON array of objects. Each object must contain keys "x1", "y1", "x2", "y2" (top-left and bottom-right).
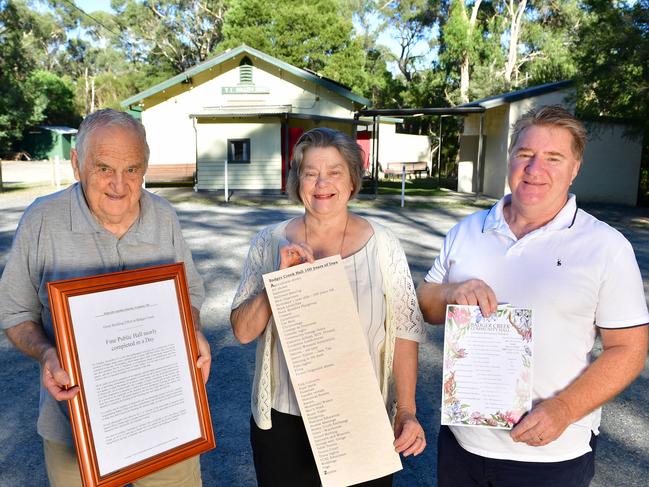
[
  {"x1": 418, "y1": 278, "x2": 498, "y2": 324},
  {"x1": 40, "y1": 347, "x2": 79, "y2": 401},
  {"x1": 444, "y1": 279, "x2": 498, "y2": 318}
]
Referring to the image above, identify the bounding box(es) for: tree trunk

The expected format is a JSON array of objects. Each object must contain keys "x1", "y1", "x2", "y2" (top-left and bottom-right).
[
  {"x1": 503, "y1": 0, "x2": 527, "y2": 87},
  {"x1": 91, "y1": 77, "x2": 95, "y2": 113},
  {"x1": 460, "y1": 56, "x2": 470, "y2": 104},
  {"x1": 459, "y1": 0, "x2": 483, "y2": 104},
  {"x1": 84, "y1": 67, "x2": 90, "y2": 116}
]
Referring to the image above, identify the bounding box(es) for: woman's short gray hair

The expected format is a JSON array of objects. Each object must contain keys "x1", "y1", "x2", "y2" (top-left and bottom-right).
[
  {"x1": 75, "y1": 109, "x2": 150, "y2": 168},
  {"x1": 286, "y1": 127, "x2": 365, "y2": 203}
]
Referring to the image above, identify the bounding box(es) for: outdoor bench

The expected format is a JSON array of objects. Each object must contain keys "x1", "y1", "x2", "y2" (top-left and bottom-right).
[{"x1": 382, "y1": 161, "x2": 429, "y2": 179}]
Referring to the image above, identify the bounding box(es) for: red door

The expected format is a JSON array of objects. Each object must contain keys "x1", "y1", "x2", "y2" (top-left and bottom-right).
[
  {"x1": 282, "y1": 127, "x2": 304, "y2": 192},
  {"x1": 356, "y1": 130, "x2": 372, "y2": 172}
]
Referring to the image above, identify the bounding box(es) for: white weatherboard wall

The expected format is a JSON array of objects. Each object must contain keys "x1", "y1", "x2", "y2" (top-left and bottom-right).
[
  {"x1": 460, "y1": 105, "x2": 510, "y2": 196},
  {"x1": 572, "y1": 122, "x2": 643, "y2": 205},
  {"x1": 142, "y1": 99, "x2": 195, "y2": 166},
  {"x1": 142, "y1": 62, "x2": 357, "y2": 168},
  {"x1": 378, "y1": 124, "x2": 431, "y2": 165},
  {"x1": 482, "y1": 105, "x2": 510, "y2": 198},
  {"x1": 457, "y1": 161, "x2": 473, "y2": 193},
  {"x1": 196, "y1": 121, "x2": 281, "y2": 190},
  {"x1": 457, "y1": 126, "x2": 479, "y2": 193},
  {"x1": 360, "y1": 123, "x2": 432, "y2": 174}
]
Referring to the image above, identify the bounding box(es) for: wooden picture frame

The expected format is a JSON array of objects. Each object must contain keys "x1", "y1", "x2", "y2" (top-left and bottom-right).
[{"x1": 47, "y1": 263, "x2": 215, "y2": 487}]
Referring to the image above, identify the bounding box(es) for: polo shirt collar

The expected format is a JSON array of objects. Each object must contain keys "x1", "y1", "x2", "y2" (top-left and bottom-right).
[
  {"x1": 483, "y1": 193, "x2": 578, "y2": 235},
  {"x1": 70, "y1": 183, "x2": 103, "y2": 234},
  {"x1": 129, "y1": 191, "x2": 158, "y2": 244},
  {"x1": 70, "y1": 183, "x2": 158, "y2": 243}
]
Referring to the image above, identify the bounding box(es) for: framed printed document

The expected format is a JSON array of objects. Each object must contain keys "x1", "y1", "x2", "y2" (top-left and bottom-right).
[
  {"x1": 47, "y1": 263, "x2": 215, "y2": 487},
  {"x1": 442, "y1": 305, "x2": 533, "y2": 429}
]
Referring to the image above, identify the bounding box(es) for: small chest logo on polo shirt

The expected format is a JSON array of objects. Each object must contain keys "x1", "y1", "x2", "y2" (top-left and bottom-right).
[{"x1": 556, "y1": 259, "x2": 562, "y2": 267}]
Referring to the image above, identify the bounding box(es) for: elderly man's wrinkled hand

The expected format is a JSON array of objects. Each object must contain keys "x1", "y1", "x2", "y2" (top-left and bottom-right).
[
  {"x1": 510, "y1": 397, "x2": 572, "y2": 447},
  {"x1": 195, "y1": 330, "x2": 211, "y2": 384},
  {"x1": 41, "y1": 347, "x2": 78, "y2": 401},
  {"x1": 393, "y1": 408, "x2": 426, "y2": 457},
  {"x1": 446, "y1": 279, "x2": 498, "y2": 317},
  {"x1": 279, "y1": 242, "x2": 315, "y2": 270}
]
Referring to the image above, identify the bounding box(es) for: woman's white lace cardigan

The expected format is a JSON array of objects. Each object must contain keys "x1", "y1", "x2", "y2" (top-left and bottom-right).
[{"x1": 232, "y1": 218, "x2": 424, "y2": 430}]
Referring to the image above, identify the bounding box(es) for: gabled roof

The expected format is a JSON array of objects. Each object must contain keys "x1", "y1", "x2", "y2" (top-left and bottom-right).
[
  {"x1": 121, "y1": 44, "x2": 371, "y2": 109},
  {"x1": 461, "y1": 80, "x2": 574, "y2": 110}
]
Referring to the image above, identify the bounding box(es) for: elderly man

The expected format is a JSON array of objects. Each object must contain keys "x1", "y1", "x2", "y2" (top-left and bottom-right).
[
  {"x1": 0, "y1": 109, "x2": 210, "y2": 486},
  {"x1": 418, "y1": 105, "x2": 648, "y2": 486}
]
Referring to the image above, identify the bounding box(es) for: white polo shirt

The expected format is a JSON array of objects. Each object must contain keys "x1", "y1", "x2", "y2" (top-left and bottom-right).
[{"x1": 426, "y1": 194, "x2": 649, "y2": 462}]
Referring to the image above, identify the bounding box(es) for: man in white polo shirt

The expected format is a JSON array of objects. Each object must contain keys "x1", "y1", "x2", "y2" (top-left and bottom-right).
[{"x1": 417, "y1": 105, "x2": 648, "y2": 486}]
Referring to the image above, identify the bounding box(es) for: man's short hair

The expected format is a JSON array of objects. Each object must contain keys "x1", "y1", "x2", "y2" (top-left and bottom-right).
[
  {"x1": 75, "y1": 109, "x2": 150, "y2": 168},
  {"x1": 509, "y1": 105, "x2": 587, "y2": 161},
  {"x1": 286, "y1": 127, "x2": 365, "y2": 203}
]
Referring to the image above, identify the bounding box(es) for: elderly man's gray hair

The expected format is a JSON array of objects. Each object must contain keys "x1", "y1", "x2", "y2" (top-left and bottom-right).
[{"x1": 75, "y1": 109, "x2": 150, "y2": 168}]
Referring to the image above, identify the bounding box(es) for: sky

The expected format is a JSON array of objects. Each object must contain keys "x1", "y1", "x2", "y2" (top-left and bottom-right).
[{"x1": 75, "y1": 0, "x2": 113, "y2": 13}]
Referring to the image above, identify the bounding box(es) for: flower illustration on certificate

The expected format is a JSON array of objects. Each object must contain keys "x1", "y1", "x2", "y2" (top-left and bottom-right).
[{"x1": 441, "y1": 305, "x2": 533, "y2": 429}]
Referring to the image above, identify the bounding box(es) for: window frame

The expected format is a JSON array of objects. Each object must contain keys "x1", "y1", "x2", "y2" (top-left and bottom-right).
[{"x1": 227, "y1": 138, "x2": 251, "y2": 164}]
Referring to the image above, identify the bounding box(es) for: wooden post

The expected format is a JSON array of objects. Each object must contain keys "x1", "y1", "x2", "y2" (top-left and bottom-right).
[
  {"x1": 54, "y1": 156, "x2": 62, "y2": 190},
  {"x1": 374, "y1": 116, "x2": 381, "y2": 197},
  {"x1": 401, "y1": 164, "x2": 406, "y2": 208},
  {"x1": 476, "y1": 112, "x2": 485, "y2": 197},
  {"x1": 224, "y1": 159, "x2": 229, "y2": 203},
  {"x1": 438, "y1": 116, "x2": 443, "y2": 188}
]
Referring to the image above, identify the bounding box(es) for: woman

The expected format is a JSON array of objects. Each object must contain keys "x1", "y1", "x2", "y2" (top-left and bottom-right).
[{"x1": 230, "y1": 127, "x2": 426, "y2": 486}]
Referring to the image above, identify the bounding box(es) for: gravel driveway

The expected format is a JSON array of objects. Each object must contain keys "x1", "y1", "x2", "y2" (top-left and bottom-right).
[{"x1": 1, "y1": 186, "x2": 647, "y2": 486}]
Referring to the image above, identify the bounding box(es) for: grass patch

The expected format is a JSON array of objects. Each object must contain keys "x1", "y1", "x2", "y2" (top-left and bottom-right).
[
  {"x1": 0, "y1": 183, "x2": 34, "y2": 193},
  {"x1": 0, "y1": 182, "x2": 63, "y2": 195},
  {"x1": 360, "y1": 177, "x2": 446, "y2": 197}
]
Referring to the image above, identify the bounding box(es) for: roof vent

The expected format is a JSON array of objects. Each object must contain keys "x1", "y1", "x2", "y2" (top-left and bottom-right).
[{"x1": 239, "y1": 57, "x2": 253, "y2": 85}]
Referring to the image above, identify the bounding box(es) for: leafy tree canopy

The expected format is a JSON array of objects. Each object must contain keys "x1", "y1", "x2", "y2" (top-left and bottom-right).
[
  {"x1": 27, "y1": 69, "x2": 80, "y2": 126},
  {"x1": 222, "y1": 0, "x2": 369, "y2": 94},
  {"x1": 0, "y1": 1, "x2": 40, "y2": 155}
]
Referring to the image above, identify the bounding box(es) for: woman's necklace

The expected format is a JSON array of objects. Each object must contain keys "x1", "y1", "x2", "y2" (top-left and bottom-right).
[{"x1": 303, "y1": 213, "x2": 349, "y2": 258}]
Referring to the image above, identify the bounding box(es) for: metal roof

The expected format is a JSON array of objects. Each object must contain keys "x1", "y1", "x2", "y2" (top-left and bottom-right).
[
  {"x1": 121, "y1": 44, "x2": 371, "y2": 109},
  {"x1": 461, "y1": 80, "x2": 574, "y2": 109},
  {"x1": 356, "y1": 107, "x2": 485, "y2": 117},
  {"x1": 36, "y1": 125, "x2": 78, "y2": 134},
  {"x1": 190, "y1": 111, "x2": 369, "y2": 125}
]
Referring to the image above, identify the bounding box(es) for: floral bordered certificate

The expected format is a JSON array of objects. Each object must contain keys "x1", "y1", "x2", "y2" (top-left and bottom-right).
[{"x1": 441, "y1": 305, "x2": 533, "y2": 429}]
